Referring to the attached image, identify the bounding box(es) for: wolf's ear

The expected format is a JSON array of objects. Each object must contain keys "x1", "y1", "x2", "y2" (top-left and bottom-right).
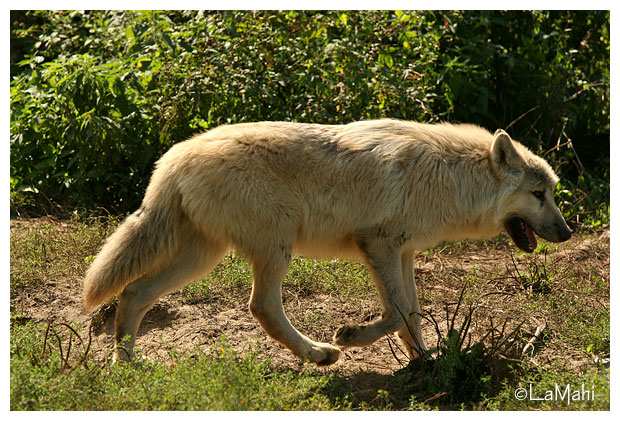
[{"x1": 490, "y1": 129, "x2": 523, "y2": 175}]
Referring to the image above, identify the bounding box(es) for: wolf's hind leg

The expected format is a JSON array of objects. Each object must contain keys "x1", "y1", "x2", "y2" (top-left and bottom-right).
[
  {"x1": 247, "y1": 247, "x2": 341, "y2": 366},
  {"x1": 396, "y1": 250, "x2": 428, "y2": 359},
  {"x1": 114, "y1": 226, "x2": 228, "y2": 362},
  {"x1": 334, "y1": 238, "x2": 412, "y2": 348}
]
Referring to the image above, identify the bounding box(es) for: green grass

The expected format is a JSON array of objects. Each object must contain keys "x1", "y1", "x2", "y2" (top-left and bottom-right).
[
  {"x1": 10, "y1": 319, "x2": 353, "y2": 410},
  {"x1": 396, "y1": 285, "x2": 609, "y2": 410},
  {"x1": 487, "y1": 364, "x2": 610, "y2": 410},
  {"x1": 10, "y1": 312, "x2": 610, "y2": 411},
  {"x1": 9, "y1": 216, "x2": 116, "y2": 297}
]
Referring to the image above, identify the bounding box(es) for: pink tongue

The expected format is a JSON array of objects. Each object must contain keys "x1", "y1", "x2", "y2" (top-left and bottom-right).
[{"x1": 523, "y1": 221, "x2": 537, "y2": 250}]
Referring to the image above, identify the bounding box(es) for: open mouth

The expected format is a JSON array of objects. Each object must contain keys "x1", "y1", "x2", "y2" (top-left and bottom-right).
[{"x1": 504, "y1": 217, "x2": 537, "y2": 253}]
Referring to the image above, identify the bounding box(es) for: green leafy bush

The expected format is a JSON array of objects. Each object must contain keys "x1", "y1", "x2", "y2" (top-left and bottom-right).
[{"x1": 10, "y1": 11, "x2": 609, "y2": 221}]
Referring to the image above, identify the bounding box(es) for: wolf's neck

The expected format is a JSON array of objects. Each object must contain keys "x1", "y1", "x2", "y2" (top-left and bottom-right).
[{"x1": 443, "y1": 158, "x2": 509, "y2": 241}]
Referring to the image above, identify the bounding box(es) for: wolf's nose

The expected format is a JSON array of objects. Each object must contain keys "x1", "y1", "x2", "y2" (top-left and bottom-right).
[{"x1": 558, "y1": 225, "x2": 572, "y2": 242}]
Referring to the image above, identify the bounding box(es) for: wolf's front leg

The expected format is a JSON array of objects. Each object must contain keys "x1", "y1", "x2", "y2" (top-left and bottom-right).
[
  {"x1": 396, "y1": 250, "x2": 428, "y2": 359},
  {"x1": 334, "y1": 237, "x2": 412, "y2": 347}
]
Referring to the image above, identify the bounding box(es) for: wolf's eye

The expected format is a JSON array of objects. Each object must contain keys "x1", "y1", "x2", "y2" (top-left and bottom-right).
[{"x1": 532, "y1": 190, "x2": 545, "y2": 201}]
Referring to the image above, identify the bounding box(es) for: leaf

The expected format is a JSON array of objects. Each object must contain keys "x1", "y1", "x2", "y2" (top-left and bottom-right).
[
  {"x1": 125, "y1": 25, "x2": 135, "y2": 40},
  {"x1": 378, "y1": 52, "x2": 393, "y2": 69},
  {"x1": 162, "y1": 33, "x2": 175, "y2": 51}
]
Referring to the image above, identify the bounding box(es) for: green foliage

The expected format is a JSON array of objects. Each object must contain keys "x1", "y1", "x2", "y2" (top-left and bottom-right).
[
  {"x1": 561, "y1": 306, "x2": 610, "y2": 359},
  {"x1": 10, "y1": 11, "x2": 609, "y2": 224},
  {"x1": 9, "y1": 217, "x2": 112, "y2": 297},
  {"x1": 10, "y1": 11, "x2": 440, "y2": 211},
  {"x1": 487, "y1": 364, "x2": 609, "y2": 410},
  {"x1": 181, "y1": 253, "x2": 254, "y2": 303},
  {"x1": 11, "y1": 12, "x2": 180, "y2": 211},
  {"x1": 10, "y1": 319, "x2": 350, "y2": 410},
  {"x1": 434, "y1": 11, "x2": 609, "y2": 142},
  {"x1": 402, "y1": 287, "x2": 523, "y2": 409}
]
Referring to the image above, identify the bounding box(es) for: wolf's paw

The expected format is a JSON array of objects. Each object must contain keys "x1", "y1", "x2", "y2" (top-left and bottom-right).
[
  {"x1": 396, "y1": 331, "x2": 429, "y2": 360},
  {"x1": 113, "y1": 350, "x2": 147, "y2": 366},
  {"x1": 333, "y1": 324, "x2": 368, "y2": 347},
  {"x1": 396, "y1": 339, "x2": 430, "y2": 361},
  {"x1": 308, "y1": 343, "x2": 341, "y2": 366}
]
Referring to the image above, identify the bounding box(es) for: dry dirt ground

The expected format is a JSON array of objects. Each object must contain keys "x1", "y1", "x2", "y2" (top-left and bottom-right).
[{"x1": 10, "y1": 218, "x2": 610, "y2": 386}]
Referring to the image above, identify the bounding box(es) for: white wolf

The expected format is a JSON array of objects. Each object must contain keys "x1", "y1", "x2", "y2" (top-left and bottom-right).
[{"x1": 83, "y1": 120, "x2": 571, "y2": 365}]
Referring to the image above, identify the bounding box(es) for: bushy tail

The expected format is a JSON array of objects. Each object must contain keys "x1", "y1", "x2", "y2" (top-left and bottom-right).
[{"x1": 83, "y1": 193, "x2": 181, "y2": 311}]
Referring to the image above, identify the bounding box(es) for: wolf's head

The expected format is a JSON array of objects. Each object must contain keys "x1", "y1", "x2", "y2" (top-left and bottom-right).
[{"x1": 490, "y1": 130, "x2": 572, "y2": 253}]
